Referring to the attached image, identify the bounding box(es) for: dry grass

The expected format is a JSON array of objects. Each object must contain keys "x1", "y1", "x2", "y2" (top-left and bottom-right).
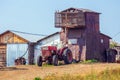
[
  {"x1": 0, "y1": 63, "x2": 120, "y2": 80},
  {"x1": 43, "y1": 68, "x2": 120, "y2": 80}
]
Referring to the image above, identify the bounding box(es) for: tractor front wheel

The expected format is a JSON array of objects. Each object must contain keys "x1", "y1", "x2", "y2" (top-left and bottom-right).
[
  {"x1": 37, "y1": 56, "x2": 42, "y2": 66},
  {"x1": 52, "y1": 55, "x2": 58, "y2": 66}
]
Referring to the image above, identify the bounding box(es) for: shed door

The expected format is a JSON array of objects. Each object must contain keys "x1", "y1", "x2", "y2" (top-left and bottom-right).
[{"x1": 6, "y1": 44, "x2": 28, "y2": 67}]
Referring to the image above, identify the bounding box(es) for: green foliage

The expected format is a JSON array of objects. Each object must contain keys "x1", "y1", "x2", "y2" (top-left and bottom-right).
[
  {"x1": 42, "y1": 63, "x2": 54, "y2": 67},
  {"x1": 110, "y1": 41, "x2": 118, "y2": 48},
  {"x1": 34, "y1": 77, "x2": 42, "y2": 80},
  {"x1": 82, "y1": 59, "x2": 98, "y2": 64}
]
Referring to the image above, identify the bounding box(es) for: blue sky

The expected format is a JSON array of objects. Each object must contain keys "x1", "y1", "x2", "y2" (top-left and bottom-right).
[{"x1": 0, "y1": 0, "x2": 120, "y2": 42}]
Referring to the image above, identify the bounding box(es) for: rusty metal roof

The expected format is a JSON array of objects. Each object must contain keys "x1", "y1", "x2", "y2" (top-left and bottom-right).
[
  {"x1": 61, "y1": 7, "x2": 100, "y2": 14},
  {"x1": 11, "y1": 30, "x2": 46, "y2": 42}
]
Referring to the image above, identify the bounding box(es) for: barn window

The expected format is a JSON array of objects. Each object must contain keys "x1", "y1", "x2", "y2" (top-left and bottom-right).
[
  {"x1": 101, "y1": 39, "x2": 104, "y2": 43},
  {"x1": 68, "y1": 39, "x2": 77, "y2": 44}
]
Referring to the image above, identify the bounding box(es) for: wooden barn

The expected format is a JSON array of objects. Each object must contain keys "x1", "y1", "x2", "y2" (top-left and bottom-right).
[
  {"x1": 55, "y1": 7, "x2": 111, "y2": 62},
  {"x1": 0, "y1": 30, "x2": 42, "y2": 66}
]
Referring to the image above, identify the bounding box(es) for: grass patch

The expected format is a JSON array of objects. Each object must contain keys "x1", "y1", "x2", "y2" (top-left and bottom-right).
[
  {"x1": 82, "y1": 59, "x2": 98, "y2": 64},
  {"x1": 34, "y1": 68, "x2": 120, "y2": 80},
  {"x1": 42, "y1": 63, "x2": 54, "y2": 67},
  {"x1": 34, "y1": 77, "x2": 42, "y2": 80},
  {"x1": 43, "y1": 74, "x2": 84, "y2": 80}
]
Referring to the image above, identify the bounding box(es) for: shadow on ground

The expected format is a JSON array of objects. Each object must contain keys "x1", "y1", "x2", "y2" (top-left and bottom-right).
[{"x1": 0, "y1": 66, "x2": 28, "y2": 71}]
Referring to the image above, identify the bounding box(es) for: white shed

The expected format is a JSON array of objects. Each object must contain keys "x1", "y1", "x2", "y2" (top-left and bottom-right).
[{"x1": 34, "y1": 32, "x2": 60, "y2": 64}]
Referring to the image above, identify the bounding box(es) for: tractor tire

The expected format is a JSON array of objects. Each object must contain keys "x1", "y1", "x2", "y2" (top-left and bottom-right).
[
  {"x1": 52, "y1": 55, "x2": 58, "y2": 66},
  {"x1": 63, "y1": 48, "x2": 73, "y2": 64},
  {"x1": 37, "y1": 56, "x2": 42, "y2": 66}
]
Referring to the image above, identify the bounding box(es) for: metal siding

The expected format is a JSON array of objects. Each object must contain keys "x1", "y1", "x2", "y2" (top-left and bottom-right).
[
  {"x1": 34, "y1": 45, "x2": 41, "y2": 64},
  {"x1": 6, "y1": 44, "x2": 28, "y2": 67}
]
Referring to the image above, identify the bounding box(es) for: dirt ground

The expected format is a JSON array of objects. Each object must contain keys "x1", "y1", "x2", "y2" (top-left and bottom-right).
[{"x1": 0, "y1": 63, "x2": 120, "y2": 80}]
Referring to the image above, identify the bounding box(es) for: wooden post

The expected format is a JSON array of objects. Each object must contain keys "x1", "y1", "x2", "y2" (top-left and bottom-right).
[
  {"x1": 64, "y1": 11, "x2": 68, "y2": 45},
  {"x1": 65, "y1": 27, "x2": 68, "y2": 45}
]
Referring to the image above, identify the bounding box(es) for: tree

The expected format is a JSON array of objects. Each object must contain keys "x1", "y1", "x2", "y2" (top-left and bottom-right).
[{"x1": 110, "y1": 41, "x2": 118, "y2": 48}]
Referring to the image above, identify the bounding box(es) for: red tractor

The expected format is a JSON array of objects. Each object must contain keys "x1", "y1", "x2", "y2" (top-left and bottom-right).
[{"x1": 37, "y1": 46, "x2": 73, "y2": 66}]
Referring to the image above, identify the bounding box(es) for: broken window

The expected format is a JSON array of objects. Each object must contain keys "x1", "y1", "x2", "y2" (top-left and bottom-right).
[{"x1": 101, "y1": 39, "x2": 104, "y2": 43}]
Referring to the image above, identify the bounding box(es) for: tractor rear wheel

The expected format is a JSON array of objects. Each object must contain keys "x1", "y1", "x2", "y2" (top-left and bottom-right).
[
  {"x1": 52, "y1": 55, "x2": 58, "y2": 66},
  {"x1": 37, "y1": 56, "x2": 42, "y2": 66},
  {"x1": 63, "y1": 48, "x2": 73, "y2": 64}
]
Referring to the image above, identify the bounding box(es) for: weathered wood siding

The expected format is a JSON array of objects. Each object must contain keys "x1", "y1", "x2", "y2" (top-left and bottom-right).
[
  {"x1": 85, "y1": 12, "x2": 102, "y2": 61},
  {"x1": 99, "y1": 34, "x2": 111, "y2": 62},
  {"x1": 0, "y1": 31, "x2": 28, "y2": 44},
  {"x1": 0, "y1": 44, "x2": 6, "y2": 66},
  {"x1": 55, "y1": 8, "x2": 85, "y2": 28},
  {"x1": 60, "y1": 28, "x2": 86, "y2": 61}
]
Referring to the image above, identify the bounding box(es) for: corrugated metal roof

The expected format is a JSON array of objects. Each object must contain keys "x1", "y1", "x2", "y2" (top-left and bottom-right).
[
  {"x1": 0, "y1": 30, "x2": 46, "y2": 43},
  {"x1": 77, "y1": 8, "x2": 99, "y2": 13},
  {"x1": 37, "y1": 32, "x2": 59, "y2": 42},
  {"x1": 10, "y1": 30, "x2": 45, "y2": 43}
]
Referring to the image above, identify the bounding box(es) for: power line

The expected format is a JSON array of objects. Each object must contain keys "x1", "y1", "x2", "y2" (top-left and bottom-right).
[
  {"x1": 10, "y1": 30, "x2": 48, "y2": 36},
  {"x1": 112, "y1": 31, "x2": 120, "y2": 39}
]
